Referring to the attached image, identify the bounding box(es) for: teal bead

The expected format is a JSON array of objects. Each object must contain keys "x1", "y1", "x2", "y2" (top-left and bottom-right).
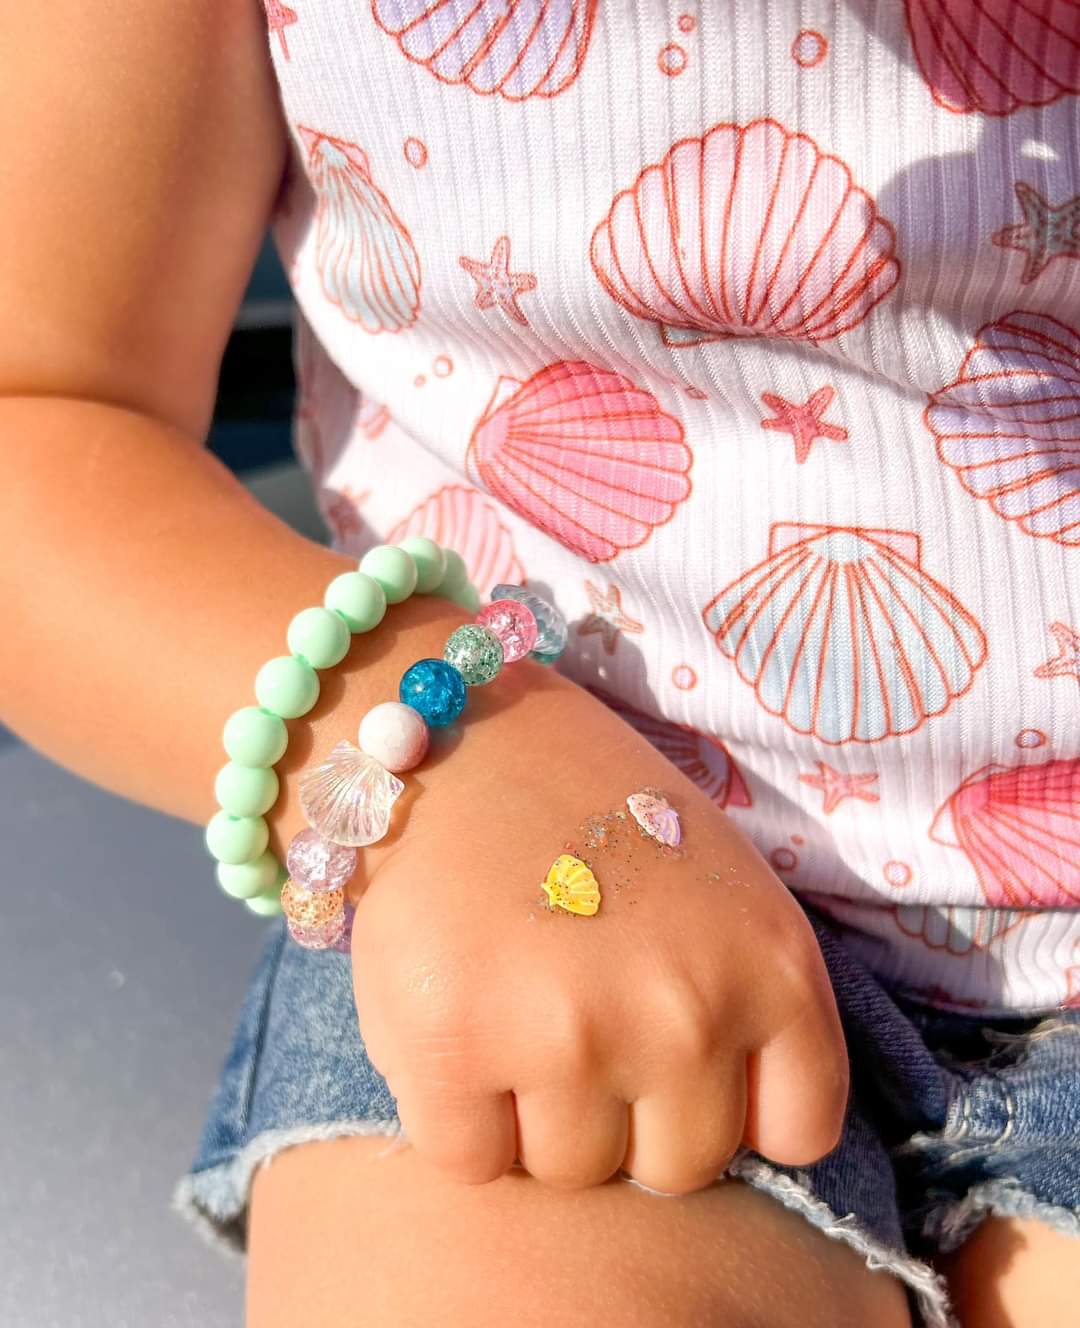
[
  {"x1": 444, "y1": 624, "x2": 504, "y2": 685},
  {"x1": 245, "y1": 887, "x2": 284, "y2": 917},
  {"x1": 436, "y1": 548, "x2": 470, "y2": 596},
  {"x1": 360, "y1": 544, "x2": 419, "y2": 604},
  {"x1": 287, "y1": 606, "x2": 352, "y2": 669},
  {"x1": 397, "y1": 536, "x2": 446, "y2": 594},
  {"x1": 205, "y1": 810, "x2": 270, "y2": 866},
  {"x1": 255, "y1": 655, "x2": 320, "y2": 719},
  {"x1": 324, "y1": 571, "x2": 387, "y2": 633},
  {"x1": 214, "y1": 762, "x2": 279, "y2": 818},
  {"x1": 222, "y1": 706, "x2": 288, "y2": 767},
  {"x1": 217, "y1": 852, "x2": 285, "y2": 900}
]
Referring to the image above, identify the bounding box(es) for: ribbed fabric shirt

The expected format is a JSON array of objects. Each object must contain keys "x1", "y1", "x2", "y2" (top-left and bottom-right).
[{"x1": 261, "y1": 0, "x2": 1080, "y2": 1014}]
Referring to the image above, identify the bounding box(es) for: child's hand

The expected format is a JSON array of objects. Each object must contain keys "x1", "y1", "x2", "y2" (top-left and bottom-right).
[{"x1": 350, "y1": 671, "x2": 848, "y2": 1196}]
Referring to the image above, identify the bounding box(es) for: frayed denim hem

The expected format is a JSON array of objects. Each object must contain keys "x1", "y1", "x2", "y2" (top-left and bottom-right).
[{"x1": 920, "y1": 1177, "x2": 1080, "y2": 1255}]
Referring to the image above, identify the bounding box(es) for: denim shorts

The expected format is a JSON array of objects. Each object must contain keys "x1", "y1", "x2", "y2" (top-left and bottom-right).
[{"x1": 173, "y1": 903, "x2": 1080, "y2": 1328}]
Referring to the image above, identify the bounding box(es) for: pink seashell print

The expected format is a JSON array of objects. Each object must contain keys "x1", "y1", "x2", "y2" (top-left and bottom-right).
[
  {"x1": 626, "y1": 792, "x2": 682, "y2": 846},
  {"x1": 925, "y1": 310, "x2": 1080, "y2": 547},
  {"x1": 386, "y1": 484, "x2": 526, "y2": 590},
  {"x1": 891, "y1": 903, "x2": 1028, "y2": 954},
  {"x1": 903, "y1": 0, "x2": 1080, "y2": 116},
  {"x1": 590, "y1": 118, "x2": 900, "y2": 348},
  {"x1": 466, "y1": 361, "x2": 692, "y2": 562},
  {"x1": 702, "y1": 524, "x2": 987, "y2": 745},
  {"x1": 371, "y1": 0, "x2": 598, "y2": 101},
  {"x1": 930, "y1": 757, "x2": 1080, "y2": 907},
  {"x1": 590, "y1": 688, "x2": 752, "y2": 810},
  {"x1": 298, "y1": 125, "x2": 421, "y2": 334}
]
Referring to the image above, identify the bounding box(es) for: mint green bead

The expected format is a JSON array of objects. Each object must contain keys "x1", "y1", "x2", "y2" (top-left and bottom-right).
[
  {"x1": 245, "y1": 887, "x2": 284, "y2": 917},
  {"x1": 205, "y1": 810, "x2": 269, "y2": 866},
  {"x1": 222, "y1": 706, "x2": 288, "y2": 767},
  {"x1": 436, "y1": 548, "x2": 469, "y2": 596},
  {"x1": 397, "y1": 536, "x2": 446, "y2": 593},
  {"x1": 216, "y1": 852, "x2": 285, "y2": 900},
  {"x1": 324, "y1": 571, "x2": 387, "y2": 633},
  {"x1": 255, "y1": 655, "x2": 320, "y2": 719},
  {"x1": 214, "y1": 762, "x2": 279, "y2": 818},
  {"x1": 450, "y1": 582, "x2": 481, "y2": 614},
  {"x1": 287, "y1": 606, "x2": 351, "y2": 669},
  {"x1": 360, "y1": 544, "x2": 419, "y2": 604}
]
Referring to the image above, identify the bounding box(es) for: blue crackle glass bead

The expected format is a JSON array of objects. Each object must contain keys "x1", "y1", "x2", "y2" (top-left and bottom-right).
[
  {"x1": 491, "y1": 584, "x2": 568, "y2": 661},
  {"x1": 399, "y1": 658, "x2": 467, "y2": 727}
]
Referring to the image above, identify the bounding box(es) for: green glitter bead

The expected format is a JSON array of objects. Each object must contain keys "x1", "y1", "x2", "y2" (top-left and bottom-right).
[
  {"x1": 214, "y1": 762, "x2": 279, "y2": 818},
  {"x1": 360, "y1": 544, "x2": 419, "y2": 604},
  {"x1": 397, "y1": 536, "x2": 446, "y2": 593},
  {"x1": 222, "y1": 707, "x2": 288, "y2": 767},
  {"x1": 205, "y1": 810, "x2": 269, "y2": 865},
  {"x1": 255, "y1": 655, "x2": 320, "y2": 719},
  {"x1": 324, "y1": 571, "x2": 387, "y2": 633},
  {"x1": 245, "y1": 886, "x2": 285, "y2": 917},
  {"x1": 443, "y1": 624, "x2": 504, "y2": 686},
  {"x1": 286, "y1": 605, "x2": 352, "y2": 669},
  {"x1": 216, "y1": 852, "x2": 285, "y2": 900}
]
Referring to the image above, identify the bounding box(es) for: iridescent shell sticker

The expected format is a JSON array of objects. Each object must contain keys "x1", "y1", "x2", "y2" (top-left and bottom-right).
[
  {"x1": 626, "y1": 792, "x2": 681, "y2": 846},
  {"x1": 702, "y1": 523, "x2": 987, "y2": 745},
  {"x1": 299, "y1": 740, "x2": 405, "y2": 847},
  {"x1": 371, "y1": 0, "x2": 598, "y2": 101},
  {"x1": 903, "y1": 0, "x2": 1080, "y2": 116},
  {"x1": 298, "y1": 126, "x2": 421, "y2": 334},
  {"x1": 542, "y1": 854, "x2": 601, "y2": 916},
  {"x1": 466, "y1": 360, "x2": 692, "y2": 563},
  {"x1": 925, "y1": 310, "x2": 1080, "y2": 548},
  {"x1": 590, "y1": 117, "x2": 900, "y2": 348},
  {"x1": 930, "y1": 757, "x2": 1080, "y2": 907},
  {"x1": 386, "y1": 484, "x2": 526, "y2": 590}
]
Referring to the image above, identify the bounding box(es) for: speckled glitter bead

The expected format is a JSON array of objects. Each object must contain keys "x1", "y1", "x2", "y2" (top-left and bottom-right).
[
  {"x1": 357, "y1": 700, "x2": 430, "y2": 773},
  {"x1": 399, "y1": 658, "x2": 467, "y2": 727},
  {"x1": 360, "y1": 544, "x2": 419, "y2": 604},
  {"x1": 397, "y1": 536, "x2": 446, "y2": 593},
  {"x1": 205, "y1": 810, "x2": 269, "y2": 865},
  {"x1": 286, "y1": 605, "x2": 352, "y2": 669},
  {"x1": 443, "y1": 624, "x2": 504, "y2": 685},
  {"x1": 281, "y1": 878, "x2": 345, "y2": 928},
  {"x1": 286, "y1": 828, "x2": 358, "y2": 893},
  {"x1": 246, "y1": 888, "x2": 284, "y2": 917},
  {"x1": 214, "y1": 762, "x2": 279, "y2": 818},
  {"x1": 216, "y1": 851, "x2": 285, "y2": 900},
  {"x1": 288, "y1": 913, "x2": 347, "y2": 951},
  {"x1": 475, "y1": 599, "x2": 538, "y2": 663},
  {"x1": 255, "y1": 655, "x2": 320, "y2": 719},
  {"x1": 222, "y1": 706, "x2": 288, "y2": 768},
  {"x1": 491, "y1": 584, "x2": 568, "y2": 660}
]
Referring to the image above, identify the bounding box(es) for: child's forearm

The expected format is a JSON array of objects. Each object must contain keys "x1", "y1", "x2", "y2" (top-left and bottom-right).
[{"x1": 0, "y1": 394, "x2": 477, "y2": 864}]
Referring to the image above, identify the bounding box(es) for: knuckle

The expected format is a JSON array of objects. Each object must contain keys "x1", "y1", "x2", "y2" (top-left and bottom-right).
[{"x1": 645, "y1": 978, "x2": 718, "y2": 1064}]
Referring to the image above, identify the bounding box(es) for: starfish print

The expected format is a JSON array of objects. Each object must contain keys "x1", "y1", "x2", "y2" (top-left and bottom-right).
[
  {"x1": 263, "y1": 0, "x2": 298, "y2": 59},
  {"x1": 799, "y1": 761, "x2": 880, "y2": 814},
  {"x1": 577, "y1": 581, "x2": 644, "y2": 655},
  {"x1": 992, "y1": 182, "x2": 1080, "y2": 285},
  {"x1": 1035, "y1": 621, "x2": 1080, "y2": 685},
  {"x1": 760, "y1": 387, "x2": 848, "y2": 464},
  {"x1": 458, "y1": 236, "x2": 537, "y2": 327}
]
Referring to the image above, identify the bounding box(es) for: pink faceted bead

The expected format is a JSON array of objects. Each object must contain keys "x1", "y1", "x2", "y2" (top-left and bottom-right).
[
  {"x1": 476, "y1": 599, "x2": 538, "y2": 664},
  {"x1": 331, "y1": 902, "x2": 356, "y2": 955},
  {"x1": 287, "y1": 912, "x2": 347, "y2": 952},
  {"x1": 357, "y1": 701, "x2": 430, "y2": 774},
  {"x1": 286, "y1": 828, "x2": 358, "y2": 894}
]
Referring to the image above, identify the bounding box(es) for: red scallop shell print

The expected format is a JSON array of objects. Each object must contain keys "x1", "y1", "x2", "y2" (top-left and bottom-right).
[
  {"x1": 930, "y1": 757, "x2": 1080, "y2": 907},
  {"x1": 590, "y1": 688, "x2": 751, "y2": 809},
  {"x1": 385, "y1": 485, "x2": 525, "y2": 590},
  {"x1": 371, "y1": 0, "x2": 598, "y2": 101},
  {"x1": 466, "y1": 361, "x2": 692, "y2": 563},
  {"x1": 298, "y1": 125, "x2": 421, "y2": 334},
  {"x1": 903, "y1": 0, "x2": 1080, "y2": 116},
  {"x1": 702, "y1": 524, "x2": 987, "y2": 745},
  {"x1": 926, "y1": 310, "x2": 1080, "y2": 547},
  {"x1": 590, "y1": 118, "x2": 900, "y2": 348}
]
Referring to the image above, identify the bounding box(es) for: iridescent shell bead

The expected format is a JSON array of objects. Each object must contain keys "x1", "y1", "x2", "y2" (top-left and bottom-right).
[
  {"x1": 490, "y1": 583, "x2": 568, "y2": 660},
  {"x1": 399, "y1": 658, "x2": 467, "y2": 727},
  {"x1": 285, "y1": 828, "x2": 358, "y2": 893},
  {"x1": 475, "y1": 599, "x2": 538, "y2": 663},
  {"x1": 443, "y1": 624, "x2": 504, "y2": 685}
]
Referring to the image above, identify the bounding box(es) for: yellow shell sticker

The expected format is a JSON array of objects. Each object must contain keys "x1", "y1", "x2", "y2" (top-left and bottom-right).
[{"x1": 542, "y1": 854, "x2": 601, "y2": 916}]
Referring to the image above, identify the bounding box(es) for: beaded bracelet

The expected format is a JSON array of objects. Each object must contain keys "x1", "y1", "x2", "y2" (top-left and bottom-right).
[
  {"x1": 279, "y1": 579, "x2": 568, "y2": 952},
  {"x1": 205, "y1": 537, "x2": 480, "y2": 916}
]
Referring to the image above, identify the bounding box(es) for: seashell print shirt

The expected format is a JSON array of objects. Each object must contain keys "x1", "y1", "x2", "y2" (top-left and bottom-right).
[{"x1": 263, "y1": 0, "x2": 1080, "y2": 1015}]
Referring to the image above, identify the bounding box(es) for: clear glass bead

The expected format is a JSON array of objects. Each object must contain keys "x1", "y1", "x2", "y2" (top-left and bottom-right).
[{"x1": 443, "y1": 624, "x2": 504, "y2": 685}]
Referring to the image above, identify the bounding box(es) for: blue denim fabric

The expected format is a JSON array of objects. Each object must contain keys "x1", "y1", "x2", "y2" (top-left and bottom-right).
[{"x1": 175, "y1": 905, "x2": 1080, "y2": 1328}]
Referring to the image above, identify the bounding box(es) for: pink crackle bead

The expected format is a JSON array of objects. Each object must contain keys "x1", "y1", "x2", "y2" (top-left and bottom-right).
[
  {"x1": 331, "y1": 902, "x2": 356, "y2": 955},
  {"x1": 476, "y1": 598, "x2": 538, "y2": 663},
  {"x1": 286, "y1": 827, "x2": 358, "y2": 893}
]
